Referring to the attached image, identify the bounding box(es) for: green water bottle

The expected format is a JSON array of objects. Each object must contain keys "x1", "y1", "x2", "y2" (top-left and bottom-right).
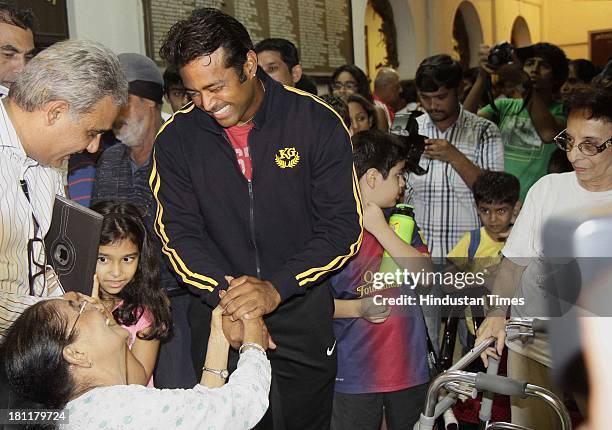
[{"x1": 378, "y1": 204, "x2": 416, "y2": 274}]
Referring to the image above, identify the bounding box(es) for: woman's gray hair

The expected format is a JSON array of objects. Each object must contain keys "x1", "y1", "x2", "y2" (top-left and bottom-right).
[{"x1": 10, "y1": 39, "x2": 128, "y2": 115}]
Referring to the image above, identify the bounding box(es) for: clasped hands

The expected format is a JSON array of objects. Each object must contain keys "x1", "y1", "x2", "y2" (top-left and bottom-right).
[{"x1": 218, "y1": 275, "x2": 281, "y2": 350}]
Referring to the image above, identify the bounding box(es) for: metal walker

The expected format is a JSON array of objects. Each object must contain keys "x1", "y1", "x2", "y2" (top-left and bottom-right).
[{"x1": 414, "y1": 318, "x2": 572, "y2": 430}]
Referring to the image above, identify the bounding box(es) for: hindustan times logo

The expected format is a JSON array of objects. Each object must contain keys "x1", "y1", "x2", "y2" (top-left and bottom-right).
[{"x1": 372, "y1": 269, "x2": 486, "y2": 290}]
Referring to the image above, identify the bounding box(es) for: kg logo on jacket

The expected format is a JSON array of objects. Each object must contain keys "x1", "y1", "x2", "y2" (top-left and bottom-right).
[{"x1": 274, "y1": 147, "x2": 300, "y2": 169}]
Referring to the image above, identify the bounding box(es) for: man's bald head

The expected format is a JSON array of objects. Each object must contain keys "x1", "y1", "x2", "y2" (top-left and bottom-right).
[
  {"x1": 374, "y1": 67, "x2": 401, "y2": 107},
  {"x1": 374, "y1": 67, "x2": 399, "y2": 87}
]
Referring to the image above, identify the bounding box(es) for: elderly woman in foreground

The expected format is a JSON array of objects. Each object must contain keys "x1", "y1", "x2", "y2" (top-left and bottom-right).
[{"x1": 1, "y1": 295, "x2": 270, "y2": 429}]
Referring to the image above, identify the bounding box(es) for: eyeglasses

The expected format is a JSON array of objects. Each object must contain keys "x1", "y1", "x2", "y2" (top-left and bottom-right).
[
  {"x1": 554, "y1": 129, "x2": 612, "y2": 156},
  {"x1": 67, "y1": 300, "x2": 88, "y2": 339},
  {"x1": 27, "y1": 237, "x2": 47, "y2": 296},
  {"x1": 332, "y1": 81, "x2": 358, "y2": 91}
]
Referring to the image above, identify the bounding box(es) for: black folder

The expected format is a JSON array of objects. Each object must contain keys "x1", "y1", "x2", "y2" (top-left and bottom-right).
[{"x1": 44, "y1": 195, "x2": 103, "y2": 295}]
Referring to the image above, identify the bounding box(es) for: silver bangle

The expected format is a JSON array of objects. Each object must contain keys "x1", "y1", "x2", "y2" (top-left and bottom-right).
[
  {"x1": 239, "y1": 342, "x2": 266, "y2": 356},
  {"x1": 202, "y1": 366, "x2": 229, "y2": 379}
]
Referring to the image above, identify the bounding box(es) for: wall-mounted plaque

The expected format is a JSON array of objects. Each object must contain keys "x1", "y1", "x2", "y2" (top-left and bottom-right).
[
  {"x1": 143, "y1": 0, "x2": 353, "y2": 76},
  {"x1": 589, "y1": 28, "x2": 612, "y2": 67},
  {"x1": 19, "y1": 0, "x2": 69, "y2": 50}
]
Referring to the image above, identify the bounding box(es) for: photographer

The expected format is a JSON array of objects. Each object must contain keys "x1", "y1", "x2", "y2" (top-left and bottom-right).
[
  {"x1": 464, "y1": 43, "x2": 568, "y2": 202},
  {"x1": 404, "y1": 55, "x2": 503, "y2": 351}
]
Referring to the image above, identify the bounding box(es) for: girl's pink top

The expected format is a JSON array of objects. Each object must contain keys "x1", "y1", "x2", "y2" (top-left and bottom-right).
[{"x1": 113, "y1": 301, "x2": 155, "y2": 388}]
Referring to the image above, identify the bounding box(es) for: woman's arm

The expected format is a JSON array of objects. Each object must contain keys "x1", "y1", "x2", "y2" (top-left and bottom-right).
[
  {"x1": 126, "y1": 348, "x2": 148, "y2": 385},
  {"x1": 200, "y1": 305, "x2": 230, "y2": 388},
  {"x1": 130, "y1": 331, "x2": 160, "y2": 384}
]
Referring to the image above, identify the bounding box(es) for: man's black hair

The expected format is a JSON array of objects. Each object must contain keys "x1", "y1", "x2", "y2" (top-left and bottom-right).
[
  {"x1": 330, "y1": 64, "x2": 373, "y2": 102},
  {"x1": 521, "y1": 43, "x2": 569, "y2": 90},
  {"x1": 0, "y1": 0, "x2": 35, "y2": 31},
  {"x1": 472, "y1": 171, "x2": 520, "y2": 206},
  {"x1": 319, "y1": 94, "x2": 350, "y2": 128},
  {"x1": 415, "y1": 54, "x2": 463, "y2": 92},
  {"x1": 159, "y1": 7, "x2": 252, "y2": 82},
  {"x1": 564, "y1": 86, "x2": 612, "y2": 123},
  {"x1": 399, "y1": 79, "x2": 417, "y2": 104},
  {"x1": 353, "y1": 130, "x2": 404, "y2": 179},
  {"x1": 254, "y1": 38, "x2": 299, "y2": 70},
  {"x1": 569, "y1": 59, "x2": 598, "y2": 84},
  {"x1": 296, "y1": 74, "x2": 318, "y2": 95},
  {"x1": 162, "y1": 64, "x2": 183, "y2": 93}
]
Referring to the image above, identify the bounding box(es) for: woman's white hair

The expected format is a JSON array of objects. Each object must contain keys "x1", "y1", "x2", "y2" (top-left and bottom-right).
[{"x1": 10, "y1": 39, "x2": 128, "y2": 115}]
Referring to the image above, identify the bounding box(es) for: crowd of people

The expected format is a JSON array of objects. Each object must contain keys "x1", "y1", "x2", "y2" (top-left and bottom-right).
[{"x1": 1, "y1": 1, "x2": 612, "y2": 429}]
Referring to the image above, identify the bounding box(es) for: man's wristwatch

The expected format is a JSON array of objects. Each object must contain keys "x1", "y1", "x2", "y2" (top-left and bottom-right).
[{"x1": 202, "y1": 366, "x2": 229, "y2": 379}]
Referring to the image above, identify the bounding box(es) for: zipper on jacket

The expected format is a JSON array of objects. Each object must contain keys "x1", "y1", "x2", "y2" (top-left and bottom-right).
[
  {"x1": 220, "y1": 131, "x2": 262, "y2": 278},
  {"x1": 248, "y1": 180, "x2": 262, "y2": 279}
]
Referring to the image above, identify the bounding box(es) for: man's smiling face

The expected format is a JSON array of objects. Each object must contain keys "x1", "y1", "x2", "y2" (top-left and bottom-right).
[{"x1": 180, "y1": 48, "x2": 260, "y2": 128}]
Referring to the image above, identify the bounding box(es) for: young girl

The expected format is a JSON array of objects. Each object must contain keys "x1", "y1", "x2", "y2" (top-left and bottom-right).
[{"x1": 91, "y1": 201, "x2": 172, "y2": 387}]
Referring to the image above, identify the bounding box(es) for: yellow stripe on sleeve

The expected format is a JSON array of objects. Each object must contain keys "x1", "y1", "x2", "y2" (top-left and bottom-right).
[
  {"x1": 149, "y1": 103, "x2": 219, "y2": 291},
  {"x1": 282, "y1": 86, "x2": 364, "y2": 286}
]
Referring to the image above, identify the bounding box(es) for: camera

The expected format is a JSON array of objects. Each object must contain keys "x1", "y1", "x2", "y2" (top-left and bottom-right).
[
  {"x1": 487, "y1": 42, "x2": 514, "y2": 69},
  {"x1": 390, "y1": 111, "x2": 427, "y2": 175}
]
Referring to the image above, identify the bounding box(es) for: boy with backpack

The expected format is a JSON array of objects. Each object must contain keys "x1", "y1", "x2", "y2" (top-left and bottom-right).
[{"x1": 448, "y1": 170, "x2": 520, "y2": 271}]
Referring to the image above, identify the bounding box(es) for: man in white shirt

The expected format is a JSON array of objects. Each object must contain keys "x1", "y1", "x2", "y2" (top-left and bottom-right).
[
  {"x1": 476, "y1": 86, "x2": 612, "y2": 428},
  {"x1": 0, "y1": 1, "x2": 35, "y2": 96},
  {"x1": 0, "y1": 39, "x2": 127, "y2": 339}
]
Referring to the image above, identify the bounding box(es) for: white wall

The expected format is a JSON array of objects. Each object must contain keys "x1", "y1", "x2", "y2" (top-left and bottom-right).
[
  {"x1": 352, "y1": 0, "x2": 422, "y2": 79},
  {"x1": 389, "y1": 0, "x2": 417, "y2": 77},
  {"x1": 66, "y1": 0, "x2": 146, "y2": 55},
  {"x1": 352, "y1": 0, "x2": 368, "y2": 71}
]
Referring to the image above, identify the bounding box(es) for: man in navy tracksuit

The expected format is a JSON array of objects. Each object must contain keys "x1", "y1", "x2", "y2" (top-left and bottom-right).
[{"x1": 151, "y1": 8, "x2": 362, "y2": 429}]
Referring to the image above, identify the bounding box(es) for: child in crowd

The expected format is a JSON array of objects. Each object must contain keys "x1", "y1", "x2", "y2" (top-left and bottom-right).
[
  {"x1": 448, "y1": 170, "x2": 520, "y2": 272},
  {"x1": 91, "y1": 201, "x2": 172, "y2": 387},
  {"x1": 447, "y1": 171, "x2": 520, "y2": 354},
  {"x1": 330, "y1": 130, "x2": 432, "y2": 430}
]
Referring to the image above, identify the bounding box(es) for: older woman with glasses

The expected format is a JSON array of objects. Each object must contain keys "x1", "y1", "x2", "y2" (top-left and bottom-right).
[
  {"x1": 475, "y1": 85, "x2": 612, "y2": 429},
  {"x1": 329, "y1": 64, "x2": 388, "y2": 131},
  {"x1": 1, "y1": 295, "x2": 271, "y2": 429}
]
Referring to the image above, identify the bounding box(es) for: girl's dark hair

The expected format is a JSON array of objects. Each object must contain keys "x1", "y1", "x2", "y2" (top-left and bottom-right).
[
  {"x1": 346, "y1": 93, "x2": 378, "y2": 130},
  {"x1": 352, "y1": 129, "x2": 404, "y2": 178},
  {"x1": 159, "y1": 7, "x2": 253, "y2": 82},
  {"x1": 319, "y1": 94, "x2": 350, "y2": 127},
  {"x1": 472, "y1": 171, "x2": 520, "y2": 206},
  {"x1": 91, "y1": 201, "x2": 171, "y2": 341},
  {"x1": 1, "y1": 301, "x2": 77, "y2": 409},
  {"x1": 330, "y1": 64, "x2": 373, "y2": 102}
]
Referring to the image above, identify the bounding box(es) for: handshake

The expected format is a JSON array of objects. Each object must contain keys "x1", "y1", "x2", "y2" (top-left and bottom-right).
[{"x1": 214, "y1": 275, "x2": 281, "y2": 350}]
